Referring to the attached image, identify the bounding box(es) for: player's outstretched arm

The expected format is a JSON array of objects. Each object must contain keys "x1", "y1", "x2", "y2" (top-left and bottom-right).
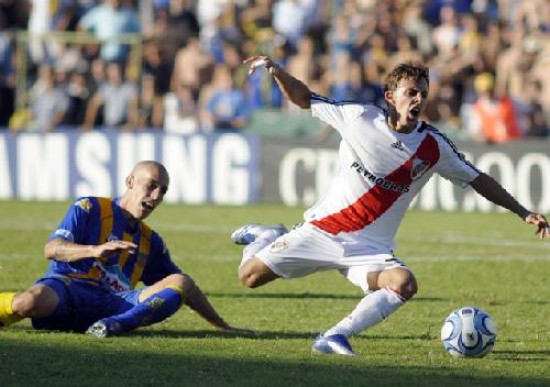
[
  {"x1": 470, "y1": 173, "x2": 549, "y2": 239},
  {"x1": 244, "y1": 55, "x2": 312, "y2": 109},
  {"x1": 180, "y1": 274, "x2": 254, "y2": 335},
  {"x1": 44, "y1": 238, "x2": 138, "y2": 262}
]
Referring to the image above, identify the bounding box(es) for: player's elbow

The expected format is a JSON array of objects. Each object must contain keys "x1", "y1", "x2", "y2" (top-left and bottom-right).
[{"x1": 44, "y1": 240, "x2": 59, "y2": 260}]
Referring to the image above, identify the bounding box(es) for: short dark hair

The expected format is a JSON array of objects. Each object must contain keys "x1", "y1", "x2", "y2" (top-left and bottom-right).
[{"x1": 383, "y1": 61, "x2": 429, "y2": 92}]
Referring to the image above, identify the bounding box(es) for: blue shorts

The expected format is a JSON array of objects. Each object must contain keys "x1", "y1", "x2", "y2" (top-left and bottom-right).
[{"x1": 31, "y1": 276, "x2": 143, "y2": 332}]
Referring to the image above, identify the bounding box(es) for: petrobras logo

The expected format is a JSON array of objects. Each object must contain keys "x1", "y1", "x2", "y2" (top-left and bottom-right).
[
  {"x1": 54, "y1": 229, "x2": 74, "y2": 242},
  {"x1": 350, "y1": 161, "x2": 410, "y2": 193},
  {"x1": 74, "y1": 198, "x2": 92, "y2": 212}
]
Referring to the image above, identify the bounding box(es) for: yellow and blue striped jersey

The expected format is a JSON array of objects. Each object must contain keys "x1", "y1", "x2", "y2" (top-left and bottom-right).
[{"x1": 45, "y1": 197, "x2": 181, "y2": 292}]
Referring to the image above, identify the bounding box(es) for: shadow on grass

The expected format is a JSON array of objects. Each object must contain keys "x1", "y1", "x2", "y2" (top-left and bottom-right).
[
  {"x1": 134, "y1": 329, "x2": 428, "y2": 341},
  {"x1": 0, "y1": 338, "x2": 548, "y2": 387},
  {"x1": 207, "y1": 292, "x2": 446, "y2": 302}
]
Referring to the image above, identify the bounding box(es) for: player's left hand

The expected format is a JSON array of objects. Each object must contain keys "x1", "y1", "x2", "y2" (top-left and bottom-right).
[{"x1": 524, "y1": 213, "x2": 550, "y2": 239}]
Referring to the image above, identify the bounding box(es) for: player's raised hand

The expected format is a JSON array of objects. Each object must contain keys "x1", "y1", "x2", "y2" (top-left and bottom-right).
[
  {"x1": 524, "y1": 213, "x2": 550, "y2": 239},
  {"x1": 95, "y1": 240, "x2": 138, "y2": 258},
  {"x1": 243, "y1": 55, "x2": 276, "y2": 76}
]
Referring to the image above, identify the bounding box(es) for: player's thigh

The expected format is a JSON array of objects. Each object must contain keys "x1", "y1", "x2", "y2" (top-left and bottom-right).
[
  {"x1": 256, "y1": 223, "x2": 344, "y2": 278},
  {"x1": 13, "y1": 284, "x2": 59, "y2": 318}
]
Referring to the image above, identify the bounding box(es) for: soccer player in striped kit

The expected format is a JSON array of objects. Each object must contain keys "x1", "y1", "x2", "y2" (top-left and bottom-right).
[
  {"x1": 0, "y1": 161, "x2": 249, "y2": 337},
  {"x1": 232, "y1": 57, "x2": 550, "y2": 356}
]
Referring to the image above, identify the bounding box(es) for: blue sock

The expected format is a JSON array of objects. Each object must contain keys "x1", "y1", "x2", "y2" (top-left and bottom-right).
[{"x1": 106, "y1": 286, "x2": 184, "y2": 333}]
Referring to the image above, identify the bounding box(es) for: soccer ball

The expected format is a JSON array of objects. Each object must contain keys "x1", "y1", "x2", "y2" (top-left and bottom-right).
[{"x1": 440, "y1": 306, "x2": 497, "y2": 358}]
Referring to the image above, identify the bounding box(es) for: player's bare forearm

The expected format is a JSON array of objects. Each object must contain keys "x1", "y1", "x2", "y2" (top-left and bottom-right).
[
  {"x1": 470, "y1": 173, "x2": 549, "y2": 238},
  {"x1": 270, "y1": 65, "x2": 312, "y2": 109},
  {"x1": 244, "y1": 55, "x2": 311, "y2": 109},
  {"x1": 44, "y1": 239, "x2": 97, "y2": 262},
  {"x1": 44, "y1": 238, "x2": 138, "y2": 262},
  {"x1": 470, "y1": 173, "x2": 529, "y2": 218}
]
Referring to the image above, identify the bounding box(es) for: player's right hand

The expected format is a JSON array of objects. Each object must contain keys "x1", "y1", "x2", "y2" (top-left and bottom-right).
[
  {"x1": 243, "y1": 55, "x2": 275, "y2": 76},
  {"x1": 95, "y1": 240, "x2": 138, "y2": 259}
]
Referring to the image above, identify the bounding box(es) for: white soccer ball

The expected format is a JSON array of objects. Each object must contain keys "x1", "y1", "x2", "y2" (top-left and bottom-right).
[{"x1": 440, "y1": 306, "x2": 497, "y2": 358}]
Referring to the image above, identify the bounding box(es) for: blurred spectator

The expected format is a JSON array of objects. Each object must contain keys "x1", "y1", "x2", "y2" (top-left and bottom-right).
[
  {"x1": 28, "y1": 0, "x2": 54, "y2": 64},
  {"x1": 171, "y1": 37, "x2": 214, "y2": 101},
  {"x1": 0, "y1": 13, "x2": 14, "y2": 128},
  {"x1": 82, "y1": 61, "x2": 138, "y2": 131},
  {"x1": 137, "y1": 73, "x2": 163, "y2": 128},
  {"x1": 432, "y1": 5, "x2": 461, "y2": 59},
  {"x1": 199, "y1": 64, "x2": 250, "y2": 132},
  {"x1": 402, "y1": 1, "x2": 433, "y2": 56},
  {"x1": 78, "y1": 0, "x2": 140, "y2": 64},
  {"x1": 163, "y1": 83, "x2": 199, "y2": 134},
  {"x1": 238, "y1": 0, "x2": 274, "y2": 44},
  {"x1": 27, "y1": 64, "x2": 69, "y2": 132},
  {"x1": 142, "y1": 40, "x2": 172, "y2": 97},
  {"x1": 272, "y1": 0, "x2": 309, "y2": 49},
  {"x1": 146, "y1": 0, "x2": 200, "y2": 60},
  {"x1": 465, "y1": 72, "x2": 522, "y2": 143},
  {"x1": 63, "y1": 68, "x2": 90, "y2": 126}
]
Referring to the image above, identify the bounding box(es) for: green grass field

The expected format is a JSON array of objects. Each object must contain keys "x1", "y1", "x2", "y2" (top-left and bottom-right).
[{"x1": 0, "y1": 201, "x2": 549, "y2": 387}]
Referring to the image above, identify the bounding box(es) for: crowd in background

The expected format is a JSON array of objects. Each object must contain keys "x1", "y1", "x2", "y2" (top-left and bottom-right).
[{"x1": 0, "y1": 0, "x2": 548, "y2": 142}]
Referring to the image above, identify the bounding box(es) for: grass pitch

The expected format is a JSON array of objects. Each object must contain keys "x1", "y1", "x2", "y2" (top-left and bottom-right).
[{"x1": 0, "y1": 201, "x2": 549, "y2": 387}]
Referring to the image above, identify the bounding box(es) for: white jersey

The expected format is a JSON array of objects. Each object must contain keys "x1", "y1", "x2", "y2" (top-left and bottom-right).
[{"x1": 305, "y1": 94, "x2": 481, "y2": 256}]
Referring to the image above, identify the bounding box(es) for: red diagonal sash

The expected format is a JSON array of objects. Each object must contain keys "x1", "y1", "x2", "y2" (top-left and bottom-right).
[{"x1": 312, "y1": 134, "x2": 440, "y2": 234}]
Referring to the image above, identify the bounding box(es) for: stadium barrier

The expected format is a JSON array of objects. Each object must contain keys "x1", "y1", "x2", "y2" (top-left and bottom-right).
[{"x1": 1, "y1": 131, "x2": 548, "y2": 212}]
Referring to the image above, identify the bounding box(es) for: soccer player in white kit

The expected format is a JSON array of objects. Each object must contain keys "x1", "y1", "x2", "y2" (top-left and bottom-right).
[{"x1": 233, "y1": 57, "x2": 550, "y2": 356}]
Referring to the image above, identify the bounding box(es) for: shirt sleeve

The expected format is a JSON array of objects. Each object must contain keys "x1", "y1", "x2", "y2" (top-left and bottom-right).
[
  {"x1": 48, "y1": 197, "x2": 95, "y2": 243},
  {"x1": 434, "y1": 135, "x2": 481, "y2": 187},
  {"x1": 310, "y1": 93, "x2": 365, "y2": 135}
]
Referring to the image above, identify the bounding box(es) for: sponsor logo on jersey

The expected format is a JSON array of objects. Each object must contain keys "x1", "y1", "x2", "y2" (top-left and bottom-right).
[
  {"x1": 410, "y1": 157, "x2": 430, "y2": 180},
  {"x1": 390, "y1": 141, "x2": 406, "y2": 152},
  {"x1": 350, "y1": 162, "x2": 410, "y2": 193},
  {"x1": 74, "y1": 198, "x2": 92, "y2": 212},
  {"x1": 93, "y1": 262, "x2": 131, "y2": 292}
]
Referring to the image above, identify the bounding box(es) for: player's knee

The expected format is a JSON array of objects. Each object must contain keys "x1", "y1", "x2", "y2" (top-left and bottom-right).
[
  {"x1": 238, "y1": 268, "x2": 260, "y2": 288},
  {"x1": 394, "y1": 273, "x2": 418, "y2": 300},
  {"x1": 382, "y1": 269, "x2": 418, "y2": 301},
  {"x1": 178, "y1": 273, "x2": 196, "y2": 294},
  {"x1": 165, "y1": 273, "x2": 186, "y2": 289}
]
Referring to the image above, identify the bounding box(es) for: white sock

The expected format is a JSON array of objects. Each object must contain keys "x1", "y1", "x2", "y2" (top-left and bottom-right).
[
  {"x1": 239, "y1": 229, "x2": 281, "y2": 268},
  {"x1": 324, "y1": 288, "x2": 405, "y2": 337}
]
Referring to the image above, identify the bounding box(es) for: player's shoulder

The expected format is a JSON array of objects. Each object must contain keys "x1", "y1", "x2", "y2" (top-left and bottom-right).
[
  {"x1": 71, "y1": 196, "x2": 113, "y2": 215},
  {"x1": 419, "y1": 122, "x2": 463, "y2": 152},
  {"x1": 311, "y1": 93, "x2": 382, "y2": 118},
  {"x1": 72, "y1": 196, "x2": 97, "y2": 212}
]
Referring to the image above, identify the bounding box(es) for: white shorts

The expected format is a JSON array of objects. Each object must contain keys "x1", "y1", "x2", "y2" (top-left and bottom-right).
[{"x1": 255, "y1": 223, "x2": 409, "y2": 293}]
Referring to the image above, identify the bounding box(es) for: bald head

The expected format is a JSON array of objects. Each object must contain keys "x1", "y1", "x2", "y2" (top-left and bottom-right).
[{"x1": 131, "y1": 161, "x2": 169, "y2": 184}]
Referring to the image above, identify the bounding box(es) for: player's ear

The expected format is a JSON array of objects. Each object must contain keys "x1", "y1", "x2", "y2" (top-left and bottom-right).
[
  {"x1": 126, "y1": 175, "x2": 134, "y2": 189},
  {"x1": 384, "y1": 90, "x2": 395, "y2": 106}
]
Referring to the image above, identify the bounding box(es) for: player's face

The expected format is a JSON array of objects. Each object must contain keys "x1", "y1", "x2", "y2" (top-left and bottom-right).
[
  {"x1": 125, "y1": 165, "x2": 169, "y2": 220},
  {"x1": 386, "y1": 77, "x2": 429, "y2": 131}
]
